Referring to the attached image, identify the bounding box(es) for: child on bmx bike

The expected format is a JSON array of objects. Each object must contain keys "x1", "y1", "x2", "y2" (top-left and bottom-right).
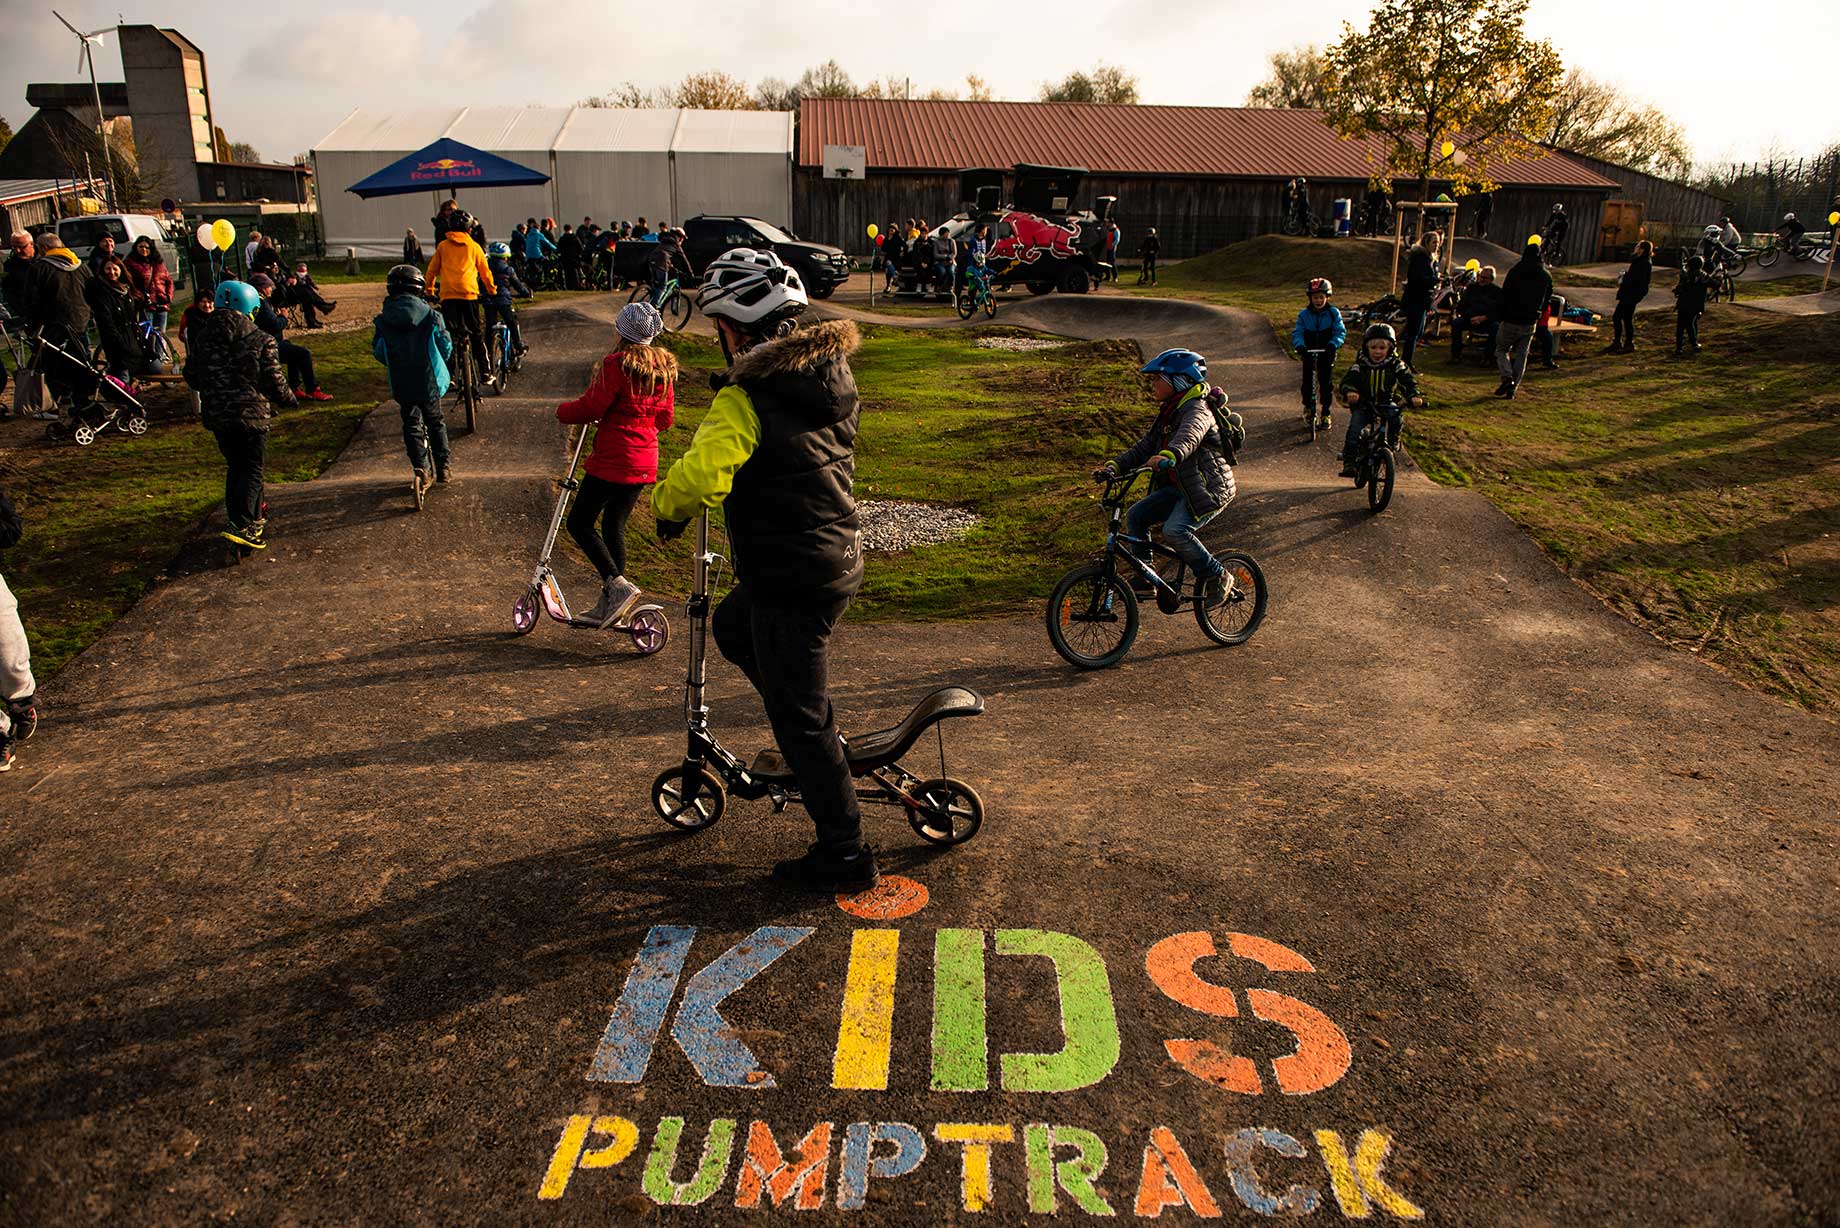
[
  {"x1": 1338, "y1": 323, "x2": 1423, "y2": 477},
  {"x1": 1093, "y1": 348, "x2": 1238, "y2": 606}
]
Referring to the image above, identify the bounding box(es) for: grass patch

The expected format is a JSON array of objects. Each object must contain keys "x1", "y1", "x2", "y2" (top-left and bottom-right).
[
  {"x1": 1733, "y1": 275, "x2": 1834, "y2": 301},
  {"x1": 1, "y1": 330, "x2": 385, "y2": 676},
  {"x1": 304, "y1": 258, "x2": 404, "y2": 286},
  {"x1": 1405, "y1": 308, "x2": 1840, "y2": 712},
  {"x1": 637, "y1": 325, "x2": 1148, "y2": 620},
  {"x1": 1139, "y1": 233, "x2": 1840, "y2": 712}
]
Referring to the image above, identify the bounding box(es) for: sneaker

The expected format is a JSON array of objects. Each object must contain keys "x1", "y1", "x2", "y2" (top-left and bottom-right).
[
  {"x1": 1200, "y1": 573, "x2": 1228, "y2": 606},
  {"x1": 1491, "y1": 380, "x2": 1512, "y2": 398},
  {"x1": 1503, "y1": 382, "x2": 1517, "y2": 399},
  {"x1": 772, "y1": 842, "x2": 879, "y2": 894},
  {"x1": 33, "y1": 410, "x2": 59, "y2": 421},
  {"x1": 6, "y1": 696, "x2": 36, "y2": 741},
  {"x1": 0, "y1": 734, "x2": 12, "y2": 772},
  {"x1": 1338, "y1": 459, "x2": 1357, "y2": 478},
  {"x1": 304, "y1": 389, "x2": 333, "y2": 402},
  {"x1": 323, "y1": 300, "x2": 338, "y2": 313},
  {"x1": 435, "y1": 466, "x2": 452, "y2": 483},
  {"x1": 1317, "y1": 413, "x2": 1332, "y2": 429},
  {"x1": 603, "y1": 575, "x2": 642, "y2": 626},
  {"x1": 581, "y1": 578, "x2": 617, "y2": 625},
  {"x1": 222, "y1": 523, "x2": 267, "y2": 550}
]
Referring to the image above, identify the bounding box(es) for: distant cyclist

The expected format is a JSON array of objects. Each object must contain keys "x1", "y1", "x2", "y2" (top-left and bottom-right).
[
  {"x1": 483, "y1": 240, "x2": 530, "y2": 363},
  {"x1": 647, "y1": 228, "x2": 685, "y2": 306},
  {"x1": 1775, "y1": 212, "x2": 1807, "y2": 249},
  {"x1": 424, "y1": 210, "x2": 496, "y2": 390}
]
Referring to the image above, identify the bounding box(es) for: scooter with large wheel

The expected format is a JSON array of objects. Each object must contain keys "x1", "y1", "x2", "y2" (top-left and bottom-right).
[
  {"x1": 649, "y1": 513, "x2": 987, "y2": 846},
  {"x1": 510, "y1": 426, "x2": 671, "y2": 653}
]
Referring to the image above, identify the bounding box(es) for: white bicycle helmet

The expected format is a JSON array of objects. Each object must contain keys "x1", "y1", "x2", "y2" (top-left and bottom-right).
[{"x1": 697, "y1": 248, "x2": 808, "y2": 331}]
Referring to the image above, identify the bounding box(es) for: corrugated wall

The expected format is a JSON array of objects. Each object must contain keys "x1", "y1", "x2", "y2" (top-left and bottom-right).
[{"x1": 795, "y1": 170, "x2": 1608, "y2": 264}]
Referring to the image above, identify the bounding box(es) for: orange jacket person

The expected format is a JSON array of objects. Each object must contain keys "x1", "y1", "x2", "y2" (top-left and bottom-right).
[{"x1": 424, "y1": 209, "x2": 498, "y2": 386}]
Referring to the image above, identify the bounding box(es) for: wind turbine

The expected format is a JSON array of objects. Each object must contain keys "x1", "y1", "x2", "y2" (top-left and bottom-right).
[{"x1": 52, "y1": 10, "x2": 117, "y2": 210}]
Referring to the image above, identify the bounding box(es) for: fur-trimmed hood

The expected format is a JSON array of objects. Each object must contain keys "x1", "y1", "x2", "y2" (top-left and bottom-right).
[
  {"x1": 726, "y1": 319, "x2": 860, "y2": 383},
  {"x1": 620, "y1": 343, "x2": 678, "y2": 397}
]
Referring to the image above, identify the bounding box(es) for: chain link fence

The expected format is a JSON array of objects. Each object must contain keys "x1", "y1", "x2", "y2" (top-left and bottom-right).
[{"x1": 1697, "y1": 151, "x2": 1840, "y2": 235}]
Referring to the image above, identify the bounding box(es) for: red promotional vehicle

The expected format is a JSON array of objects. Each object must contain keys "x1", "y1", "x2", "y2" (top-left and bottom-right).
[{"x1": 891, "y1": 165, "x2": 1113, "y2": 297}]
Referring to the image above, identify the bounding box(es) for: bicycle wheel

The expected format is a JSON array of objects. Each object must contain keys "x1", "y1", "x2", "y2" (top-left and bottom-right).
[
  {"x1": 461, "y1": 351, "x2": 478, "y2": 433},
  {"x1": 1729, "y1": 254, "x2": 1748, "y2": 276},
  {"x1": 982, "y1": 290, "x2": 996, "y2": 319},
  {"x1": 1758, "y1": 243, "x2": 1781, "y2": 268},
  {"x1": 1046, "y1": 562, "x2": 1139, "y2": 669},
  {"x1": 1367, "y1": 448, "x2": 1396, "y2": 513},
  {"x1": 955, "y1": 289, "x2": 976, "y2": 320},
  {"x1": 626, "y1": 284, "x2": 647, "y2": 304},
  {"x1": 1195, "y1": 551, "x2": 1268, "y2": 646},
  {"x1": 664, "y1": 291, "x2": 692, "y2": 332}
]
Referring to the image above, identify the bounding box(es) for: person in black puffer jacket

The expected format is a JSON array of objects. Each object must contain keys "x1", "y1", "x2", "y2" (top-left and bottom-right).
[
  {"x1": 1492, "y1": 238, "x2": 1553, "y2": 399},
  {"x1": 1609, "y1": 241, "x2": 1653, "y2": 353},
  {"x1": 85, "y1": 256, "x2": 147, "y2": 381},
  {"x1": 184, "y1": 280, "x2": 296, "y2": 549},
  {"x1": 1399, "y1": 231, "x2": 1442, "y2": 370},
  {"x1": 652, "y1": 248, "x2": 872, "y2": 894},
  {"x1": 1673, "y1": 255, "x2": 1712, "y2": 356}
]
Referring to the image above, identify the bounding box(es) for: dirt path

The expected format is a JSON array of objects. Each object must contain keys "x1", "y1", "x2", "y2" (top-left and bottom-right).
[{"x1": 1, "y1": 293, "x2": 1835, "y2": 1225}]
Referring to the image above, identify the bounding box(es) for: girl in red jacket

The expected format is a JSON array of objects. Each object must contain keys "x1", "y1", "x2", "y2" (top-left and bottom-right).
[{"x1": 556, "y1": 301, "x2": 677, "y2": 625}]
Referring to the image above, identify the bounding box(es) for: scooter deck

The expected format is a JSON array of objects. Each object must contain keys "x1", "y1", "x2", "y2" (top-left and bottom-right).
[
  {"x1": 748, "y1": 686, "x2": 985, "y2": 782},
  {"x1": 562, "y1": 602, "x2": 666, "y2": 632}
]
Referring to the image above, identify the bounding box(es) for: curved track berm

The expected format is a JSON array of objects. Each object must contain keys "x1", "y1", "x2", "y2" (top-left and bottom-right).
[{"x1": 2, "y1": 291, "x2": 1835, "y2": 1225}]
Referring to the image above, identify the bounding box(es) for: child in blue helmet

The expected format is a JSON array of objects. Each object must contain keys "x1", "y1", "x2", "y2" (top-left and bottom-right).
[
  {"x1": 483, "y1": 240, "x2": 531, "y2": 378},
  {"x1": 1094, "y1": 348, "x2": 1238, "y2": 603},
  {"x1": 1292, "y1": 277, "x2": 1345, "y2": 430},
  {"x1": 183, "y1": 279, "x2": 297, "y2": 549}
]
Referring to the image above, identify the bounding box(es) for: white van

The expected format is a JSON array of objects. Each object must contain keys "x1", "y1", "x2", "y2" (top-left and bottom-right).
[{"x1": 55, "y1": 214, "x2": 187, "y2": 288}]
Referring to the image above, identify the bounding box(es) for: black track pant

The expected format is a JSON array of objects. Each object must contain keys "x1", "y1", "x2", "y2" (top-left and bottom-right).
[
  {"x1": 440, "y1": 300, "x2": 488, "y2": 382},
  {"x1": 566, "y1": 475, "x2": 644, "y2": 579},
  {"x1": 211, "y1": 421, "x2": 267, "y2": 529},
  {"x1": 712, "y1": 584, "x2": 863, "y2": 851},
  {"x1": 1299, "y1": 348, "x2": 1335, "y2": 411},
  {"x1": 1676, "y1": 311, "x2": 1701, "y2": 351},
  {"x1": 1612, "y1": 300, "x2": 1637, "y2": 347},
  {"x1": 277, "y1": 339, "x2": 317, "y2": 392}
]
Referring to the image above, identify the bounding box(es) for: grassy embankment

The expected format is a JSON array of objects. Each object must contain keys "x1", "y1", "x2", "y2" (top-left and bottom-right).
[
  {"x1": 1, "y1": 331, "x2": 385, "y2": 677},
  {"x1": 1141, "y1": 235, "x2": 1840, "y2": 713},
  {"x1": 642, "y1": 325, "x2": 1145, "y2": 621},
  {"x1": 5, "y1": 320, "x2": 1150, "y2": 676}
]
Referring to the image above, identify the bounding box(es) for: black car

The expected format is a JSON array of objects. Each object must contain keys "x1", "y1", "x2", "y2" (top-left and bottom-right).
[{"x1": 682, "y1": 216, "x2": 850, "y2": 299}]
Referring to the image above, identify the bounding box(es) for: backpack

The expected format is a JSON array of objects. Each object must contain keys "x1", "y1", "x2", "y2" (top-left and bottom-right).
[{"x1": 1204, "y1": 388, "x2": 1246, "y2": 464}]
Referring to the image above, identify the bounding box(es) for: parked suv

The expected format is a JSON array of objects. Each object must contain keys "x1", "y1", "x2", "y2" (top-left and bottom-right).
[{"x1": 682, "y1": 215, "x2": 850, "y2": 299}]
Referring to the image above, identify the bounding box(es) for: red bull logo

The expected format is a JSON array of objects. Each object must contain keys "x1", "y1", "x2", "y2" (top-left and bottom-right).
[
  {"x1": 989, "y1": 211, "x2": 1082, "y2": 265},
  {"x1": 410, "y1": 157, "x2": 483, "y2": 182}
]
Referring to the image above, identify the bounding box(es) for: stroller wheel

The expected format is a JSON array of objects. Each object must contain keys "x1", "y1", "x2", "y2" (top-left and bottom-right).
[
  {"x1": 125, "y1": 414, "x2": 148, "y2": 436},
  {"x1": 73, "y1": 424, "x2": 97, "y2": 447},
  {"x1": 45, "y1": 421, "x2": 69, "y2": 441}
]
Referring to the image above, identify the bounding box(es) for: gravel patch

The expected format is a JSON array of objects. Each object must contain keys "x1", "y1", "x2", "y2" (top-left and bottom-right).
[
  {"x1": 975, "y1": 336, "x2": 1067, "y2": 352},
  {"x1": 857, "y1": 500, "x2": 982, "y2": 552}
]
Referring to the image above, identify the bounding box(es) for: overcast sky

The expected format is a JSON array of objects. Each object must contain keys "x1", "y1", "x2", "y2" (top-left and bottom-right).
[{"x1": 6, "y1": 0, "x2": 1836, "y2": 172}]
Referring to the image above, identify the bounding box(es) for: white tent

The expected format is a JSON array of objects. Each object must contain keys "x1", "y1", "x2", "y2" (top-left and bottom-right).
[{"x1": 312, "y1": 106, "x2": 794, "y2": 257}]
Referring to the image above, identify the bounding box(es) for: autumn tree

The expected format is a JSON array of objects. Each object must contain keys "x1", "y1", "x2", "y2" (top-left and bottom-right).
[
  {"x1": 965, "y1": 74, "x2": 993, "y2": 102},
  {"x1": 1542, "y1": 68, "x2": 1689, "y2": 177},
  {"x1": 1323, "y1": 0, "x2": 1563, "y2": 235},
  {"x1": 1039, "y1": 63, "x2": 1139, "y2": 104},
  {"x1": 0, "y1": 116, "x2": 13, "y2": 155},
  {"x1": 673, "y1": 71, "x2": 757, "y2": 110},
  {"x1": 227, "y1": 141, "x2": 263, "y2": 164},
  {"x1": 1245, "y1": 46, "x2": 1331, "y2": 109},
  {"x1": 580, "y1": 82, "x2": 672, "y2": 108}
]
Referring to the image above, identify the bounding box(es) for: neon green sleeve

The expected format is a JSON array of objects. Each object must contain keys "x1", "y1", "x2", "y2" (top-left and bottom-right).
[{"x1": 651, "y1": 383, "x2": 761, "y2": 521}]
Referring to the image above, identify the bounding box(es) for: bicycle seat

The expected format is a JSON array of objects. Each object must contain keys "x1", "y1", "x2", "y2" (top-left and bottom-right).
[
  {"x1": 845, "y1": 687, "x2": 985, "y2": 773},
  {"x1": 746, "y1": 688, "x2": 986, "y2": 781}
]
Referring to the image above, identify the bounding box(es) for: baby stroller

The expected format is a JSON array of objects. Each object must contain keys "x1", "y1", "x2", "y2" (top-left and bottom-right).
[{"x1": 32, "y1": 331, "x2": 148, "y2": 446}]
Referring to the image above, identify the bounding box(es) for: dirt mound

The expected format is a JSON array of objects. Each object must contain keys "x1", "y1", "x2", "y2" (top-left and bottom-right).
[{"x1": 1169, "y1": 235, "x2": 1394, "y2": 291}]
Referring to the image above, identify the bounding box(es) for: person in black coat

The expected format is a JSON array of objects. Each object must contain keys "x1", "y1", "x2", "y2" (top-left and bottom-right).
[
  {"x1": 1449, "y1": 265, "x2": 1502, "y2": 361},
  {"x1": 1673, "y1": 256, "x2": 1712, "y2": 356},
  {"x1": 1399, "y1": 231, "x2": 1441, "y2": 371},
  {"x1": 1609, "y1": 240, "x2": 1652, "y2": 353},
  {"x1": 1493, "y1": 239, "x2": 1553, "y2": 398},
  {"x1": 249, "y1": 274, "x2": 331, "y2": 399},
  {"x1": 558, "y1": 225, "x2": 583, "y2": 291},
  {"x1": 403, "y1": 229, "x2": 424, "y2": 266},
  {"x1": 85, "y1": 256, "x2": 147, "y2": 381}
]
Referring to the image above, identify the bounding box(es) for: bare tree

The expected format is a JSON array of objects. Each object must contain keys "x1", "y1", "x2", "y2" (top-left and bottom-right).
[
  {"x1": 1245, "y1": 46, "x2": 1331, "y2": 109},
  {"x1": 672, "y1": 71, "x2": 756, "y2": 110},
  {"x1": 1543, "y1": 69, "x2": 1690, "y2": 177},
  {"x1": 579, "y1": 82, "x2": 673, "y2": 108},
  {"x1": 965, "y1": 74, "x2": 993, "y2": 102}
]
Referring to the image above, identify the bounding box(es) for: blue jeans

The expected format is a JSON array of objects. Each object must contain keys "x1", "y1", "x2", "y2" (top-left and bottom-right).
[
  {"x1": 1342, "y1": 403, "x2": 1401, "y2": 460},
  {"x1": 400, "y1": 401, "x2": 451, "y2": 474},
  {"x1": 1126, "y1": 484, "x2": 1222, "y2": 578}
]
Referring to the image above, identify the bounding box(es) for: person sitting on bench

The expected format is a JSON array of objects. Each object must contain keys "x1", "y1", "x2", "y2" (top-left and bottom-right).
[{"x1": 1449, "y1": 265, "x2": 1502, "y2": 362}]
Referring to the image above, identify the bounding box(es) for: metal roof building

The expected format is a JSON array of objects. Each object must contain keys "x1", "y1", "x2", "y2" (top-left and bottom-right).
[
  {"x1": 312, "y1": 107, "x2": 794, "y2": 255},
  {"x1": 795, "y1": 98, "x2": 1623, "y2": 260}
]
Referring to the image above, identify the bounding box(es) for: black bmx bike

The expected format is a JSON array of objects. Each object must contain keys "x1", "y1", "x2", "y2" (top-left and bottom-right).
[
  {"x1": 1045, "y1": 467, "x2": 1268, "y2": 669},
  {"x1": 1345, "y1": 398, "x2": 1412, "y2": 513}
]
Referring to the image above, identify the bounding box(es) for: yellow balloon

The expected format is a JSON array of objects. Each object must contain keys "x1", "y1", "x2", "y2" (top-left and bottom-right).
[
  {"x1": 1830, "y1": 210, "x2": 1839, "y2": 226},
  {"x1": 211, "y1": 218, "x2": 236, "y2": 251},
  {"x1": 866, "y1": 224, "x2": 879, "y2": 238},
  {"x1": 1465, "y1": 258, "x2": 1480, "y2": 272},
  {"x1": 1440, "y1": 140, "x2": 1455, "y2": 158},
  {"x1": 1528, "y1": 233, "x2": 1543, "y2": 246}
]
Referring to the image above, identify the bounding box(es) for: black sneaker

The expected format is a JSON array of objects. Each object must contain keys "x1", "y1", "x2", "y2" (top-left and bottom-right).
[
  {"x1": 6, "y1": 696, "x2": 36, "y2": 741},
  {"x1": 0, "y1": 733, "x2": 12, "y2": 772},
  {"x1": 1338, "y1": 459, "x2": 1357, "y2": 477},
  {"x1": 772, "y1": 843, "x2": 879, "y2": 893}
]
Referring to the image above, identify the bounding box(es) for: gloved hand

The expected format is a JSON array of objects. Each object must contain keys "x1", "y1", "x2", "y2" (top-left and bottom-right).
[
  {"x1": 1092, "y1": 463, "x2": 1118, "y2": 482},
  {"x1": 1153, "y1": 455, "x2": 1176, "y2": 475},
  {"x1": 655, "y1": 517, "x2": 689, "y2": 541}
]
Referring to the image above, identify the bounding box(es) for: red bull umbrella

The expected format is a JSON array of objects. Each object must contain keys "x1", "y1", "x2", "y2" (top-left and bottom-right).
[{"x1": 345, "y1": 137, "x2": 549, "y2": 198}]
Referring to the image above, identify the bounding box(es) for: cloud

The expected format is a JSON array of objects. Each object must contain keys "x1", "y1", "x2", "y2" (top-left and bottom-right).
[{"x1": 246, "y1": 10, "x2": 423, "y2": 83}]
